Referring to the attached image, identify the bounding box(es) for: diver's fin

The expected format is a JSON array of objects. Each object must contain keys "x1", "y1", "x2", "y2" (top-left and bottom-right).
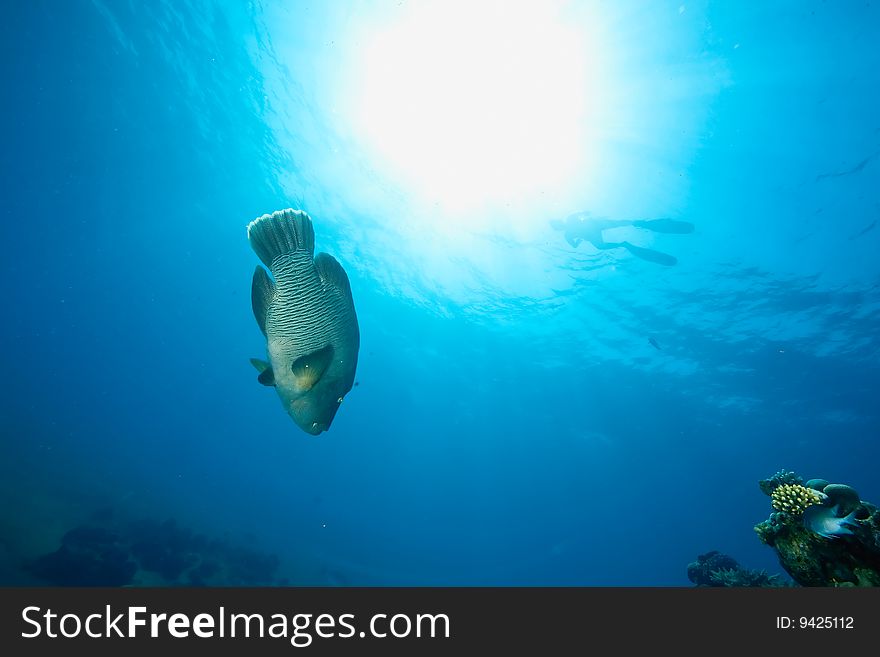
[
  {"x1": 247, "y1": 208, "x2": 315, "y2": 268},
  {"x1": 314, "y1": 252, "x2": 354, "y2": 304},
  {"x1": 250, "y1": 358, "x2": 275, "y2": 386},
  {"x1": 251, "y1": 266, "x2": 275, "y2": 336},
  {"x1": 632, "y1": 218, "x2": 695, "y2": 234},
  {"x1": 621, "y1": 242, "x2": 678, "y2": 266},
  {"x1": 291, "y1": 344, "x2": 335, "y2": 391}
]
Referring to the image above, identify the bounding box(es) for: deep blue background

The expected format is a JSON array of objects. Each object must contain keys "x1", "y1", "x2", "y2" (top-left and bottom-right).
[{"x1": 1, "y1": 0, "x2": 878, "y2": 585}]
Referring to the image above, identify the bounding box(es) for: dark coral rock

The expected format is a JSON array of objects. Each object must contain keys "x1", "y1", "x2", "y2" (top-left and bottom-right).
[
  {"x1": 186, "y1": 560, "x2": 221, "y2": 586},
  {"x1": 688, "y1": 551, "x2": 789, "y2": 587},
  {"x1": 128, "y1": 518, "x2": 201, "y2": 583},
  {"x1": 709, "y1": 567, "x2": 789, "y2": 587},
  {"x1": 24, "y1": 511, "x2": 293, "y2": 587},
  {"x1": 25, "y1": 525, "x2": 136, "y2": 586},
  {"x1": 225, "y1": 547, "x2": 280, "y2": 586},
  {"x1": 759, "y1": 470, "x2": 803, "y2": 497},
  {"x1": 687, "y1": 551, "x2": 740, "y2": 586},
  {"x1": 756, "y1": 472, "x2": 880, "y2": 586},
  {"x1": 131, "y1": 537, "x2": 195, "y2": 582},
  {"x1": 62, "y1": 526, "x2": 120, "y2": 549}
]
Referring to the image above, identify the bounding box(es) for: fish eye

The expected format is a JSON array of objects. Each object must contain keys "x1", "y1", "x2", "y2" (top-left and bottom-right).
[{"x1": 337, "y1": 397, "x2": 344, "y2": 403}]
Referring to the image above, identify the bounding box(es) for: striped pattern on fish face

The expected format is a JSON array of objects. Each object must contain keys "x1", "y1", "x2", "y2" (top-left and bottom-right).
[
  {"x1": 267, "y1": 251, "x2": 359, "y2": 434},
  {"x1": 248, "y1": 209, "x2": 360, "y2": 436}
]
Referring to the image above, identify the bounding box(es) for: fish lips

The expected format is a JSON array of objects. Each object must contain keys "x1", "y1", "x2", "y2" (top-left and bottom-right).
[
  {"x1": 288, "y1": 392, "x2": 343, "y2": 435},
  {"x1": 290, "y1": 409, "x2": 333, "y2": 436},
  {"x1": 300, "y1": 421, "x2": 328, "y2": 436}
]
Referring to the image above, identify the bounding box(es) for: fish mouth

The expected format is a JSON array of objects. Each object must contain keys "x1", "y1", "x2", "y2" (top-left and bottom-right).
[
  {"x1": 289, "y1": 413, "x2": 327, "y2": 435},
  {"x1": 287, "y1": 395, "x2": 339, "y2": 435},
  {"x1": 304, "y1": 422, "x2": 327, "y2": 435},
  {"x1": 297, "y1": 413, "x2": 328, "y2": 434},
  {"x1": 287, "y1": 399, "x2": 327, "y2": 434}
]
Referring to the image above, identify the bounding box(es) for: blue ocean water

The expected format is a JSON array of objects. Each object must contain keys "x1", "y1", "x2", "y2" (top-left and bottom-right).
[{"x1": 2, "y1": 0, "x2": 878, "y2": 586}]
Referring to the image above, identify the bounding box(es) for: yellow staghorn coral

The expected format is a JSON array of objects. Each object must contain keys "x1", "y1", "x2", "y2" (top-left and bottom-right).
[{"x1": 771, "y1": 484, "x2": 823, "y2": 516}]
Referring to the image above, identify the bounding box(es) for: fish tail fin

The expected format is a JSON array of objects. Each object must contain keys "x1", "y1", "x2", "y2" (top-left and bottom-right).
[
  {"x1": 247, "y1": 209, "x2": 315, "y2": 267},
  {"x1": 841, "y1": 508, "x2": 861, "y2": 528}
]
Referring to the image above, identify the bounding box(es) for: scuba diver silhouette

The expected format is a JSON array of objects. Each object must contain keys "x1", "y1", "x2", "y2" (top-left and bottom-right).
[{"x1": 551, "y1": 212, "x2": 695, "y2": 266}]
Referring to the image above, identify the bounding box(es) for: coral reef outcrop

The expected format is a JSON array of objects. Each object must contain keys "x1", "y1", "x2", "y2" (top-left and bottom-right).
[{"x1": 755, "y1": 470, "x2": 880, "y2": 586}]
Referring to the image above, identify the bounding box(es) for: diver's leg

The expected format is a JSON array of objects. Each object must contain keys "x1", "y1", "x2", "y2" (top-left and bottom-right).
[
  {"x1": 620, "y1": 241, "x2": 678, "y2": 266},
  {"x1": 591, "y1": 240, "x2": 622, "y2": 250},
  {"x1": 631, "y1": 218, "x2": 695, "y2": 234},
  {"x1": 595, "y1": 220, "x2": 636, "y2": 230}
]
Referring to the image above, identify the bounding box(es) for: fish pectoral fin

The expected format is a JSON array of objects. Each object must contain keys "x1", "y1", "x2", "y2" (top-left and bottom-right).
[
  {"x1": 250, "y1": 358, "x2": 275, "y2": 386},
  {"x1": 251, "y1": 266, "x2": 275, "y2": 336},
  {"x1": 250, "y1": 358, "x2": 270, "y2": 372},
  {"x1": 257, "y1": 367, "x2": 275, "y2": 386},
  {"x1": 291, "y1": 344, "x2": 335, "y2": 391}
]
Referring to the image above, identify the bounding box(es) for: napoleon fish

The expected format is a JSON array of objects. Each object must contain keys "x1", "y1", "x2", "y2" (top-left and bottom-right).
[{"x1": 247, "y1": 209, "x2": 360, "y2": 435}]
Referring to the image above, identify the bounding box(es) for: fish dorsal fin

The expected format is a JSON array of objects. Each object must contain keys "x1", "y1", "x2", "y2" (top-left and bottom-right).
[
  {"x1": 314, "y1": 252, "x2": 353, "y2": 304},
  {"x1": 250, "y1": 358, "x2": 275, "y2": 386},
  {"x1": 291, "y1": 344, "x2": 335, "y2": 391},
  {"x1": 251, "y1": 266, "x2": 275, "y2": 336}
]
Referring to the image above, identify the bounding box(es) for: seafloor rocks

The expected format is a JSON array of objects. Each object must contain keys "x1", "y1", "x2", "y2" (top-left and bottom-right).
[
  {"x1": 687, "y1": 550, "x2": 787, "y2": 587},
  {"x1": 24, "y1": 510, "x2": 287, "y2": 587},
  {"x1": 25, "y1": 526, "x2": 137, "y2": 586},
  {"x1": 755, "y1": 470, "x2": 880, "y2": 586}
]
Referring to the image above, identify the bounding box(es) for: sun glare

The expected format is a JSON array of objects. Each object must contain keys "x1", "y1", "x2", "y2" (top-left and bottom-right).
[{"x1": 347, "y1": 1, "x2": 599, "y2": 220}]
